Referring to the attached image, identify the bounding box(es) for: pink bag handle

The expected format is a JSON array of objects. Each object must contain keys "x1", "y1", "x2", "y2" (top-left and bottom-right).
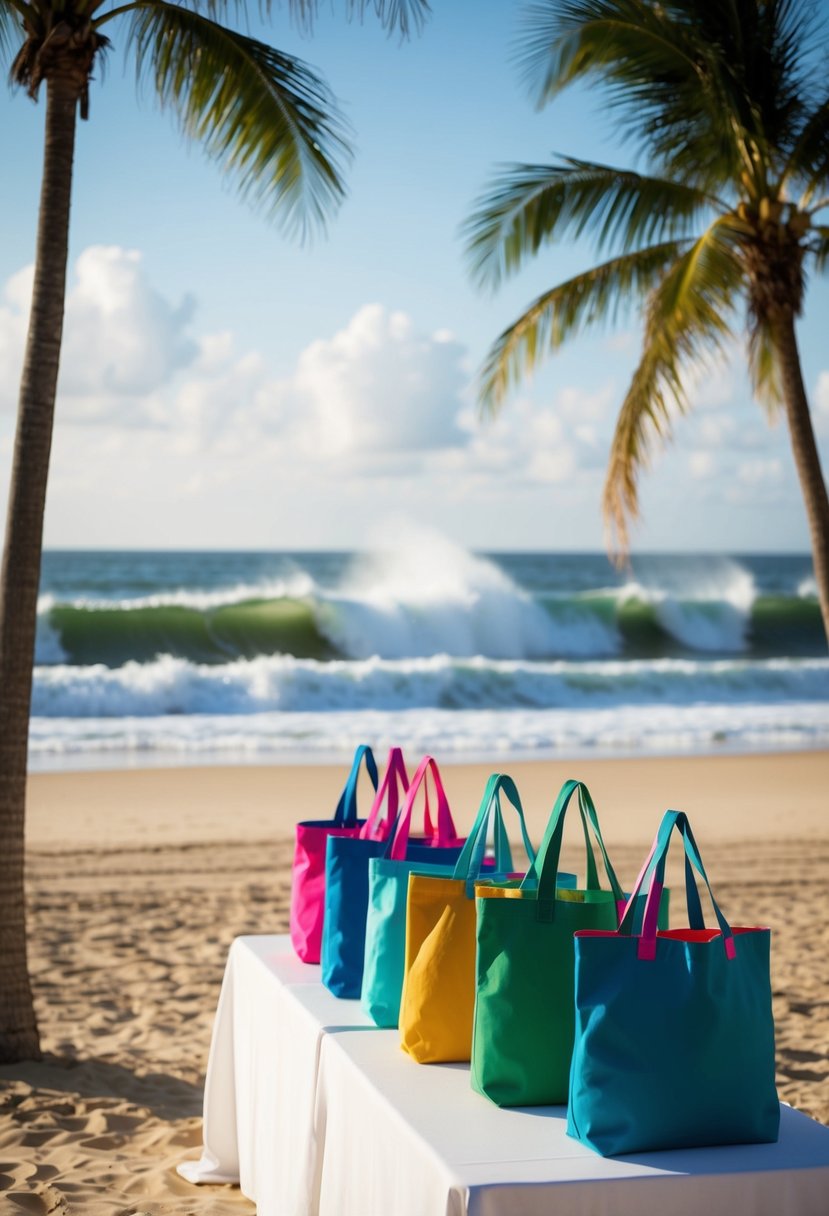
[
  {"x1": 359, "y1": 746, "x2": 410, "y2": 841},
  {"x1": 387, "y1": 755, "x2": 457, "y2": 860}
]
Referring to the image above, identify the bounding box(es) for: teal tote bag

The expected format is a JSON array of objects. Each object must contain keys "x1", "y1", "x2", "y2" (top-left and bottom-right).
[
  {"x1": 567, "y1": 809, "x2": 779, "y2": 1156},
  {"x1": 361, "y1": 771, "x2": 518, "y2": 1029},
  {"x1": 472, "y1": 779, "x2": 629, "y2": 1108}
]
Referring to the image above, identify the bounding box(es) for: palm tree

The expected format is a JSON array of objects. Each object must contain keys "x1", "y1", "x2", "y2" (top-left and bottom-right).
[
  {"x1": 0, "y1": 0, "x2": 429, "y2": 1063},
  {"x1": 465, "y1": 0, "x2": 829, "y2": 638}
]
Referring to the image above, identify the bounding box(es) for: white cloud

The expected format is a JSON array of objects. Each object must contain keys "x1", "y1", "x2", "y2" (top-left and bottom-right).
[
  {"x1": 266, "y1": 304, "x2": 469, "y2": 458},
  {"x1": 737, "y1": 457, "x2": 783, "y2": 485},
  {"x1": 689, "y1": 450, "x2": 716, "y2": 480},
  {"x1": 696, "y1": 414, "x2": 737, "y2": 447},
  {"x1": 2, "y1": 246, "x2": 814, "y2": 550},
  {"x1": 0, "y1": 246, "x2": 198, "y2": 423},
  {"x1": 556, "y1": 382, "x2": 614, "y2": 423}
]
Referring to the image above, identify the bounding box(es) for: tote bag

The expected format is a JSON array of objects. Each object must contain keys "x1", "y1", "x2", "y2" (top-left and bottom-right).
[
  {"x1": 471, "y1": 778, "x2": 629, "y2": 1107},
  {"x1": 567, "y1": 809, "x2": 779, "y2": 1155},
  {"x1": 321, "y1": 746, "x2": 410, "y2": 997},
  {"x1": 322, "y1": 748, "x2": 466, "y2": 999},
  {"x1": 399, "y1": 773, "x2": 551, "y2": 1064},
  {"x1": 289, "y1": 743, "x2": 378, "y2": 963},
  {"x1": 361, "y1": 769, "x2": 511, "y2": 1028}
]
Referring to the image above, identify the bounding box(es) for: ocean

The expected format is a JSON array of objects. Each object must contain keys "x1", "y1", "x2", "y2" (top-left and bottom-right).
[{"x1": 31, "y1": 539, "x2": 828, "y2": 770}]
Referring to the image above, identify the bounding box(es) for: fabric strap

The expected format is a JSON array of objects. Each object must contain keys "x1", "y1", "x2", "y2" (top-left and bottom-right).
[
  {"x1": 359, "y1": 747, "x2": 410, "y2": 840},
  {"x1": 452, "y1": 773, "x2": 536, "y2": 895},
  {"x1": 521, "y1": 780, "x2": 624, "y2": 923},
  {"x1": 618, "y1": 810, "x2": 735, "y2": 960},
  {"x1": 333, "y1": 744, "x2": 379, "y2": 826},
  {"x1": 386, "y1": 755, "x2": 458, "y2": 860}
]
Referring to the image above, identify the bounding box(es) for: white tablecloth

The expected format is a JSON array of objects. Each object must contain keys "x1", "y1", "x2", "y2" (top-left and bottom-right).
[{"x1": 179, "y1": 935, "x2": 829, "y2": 1216}]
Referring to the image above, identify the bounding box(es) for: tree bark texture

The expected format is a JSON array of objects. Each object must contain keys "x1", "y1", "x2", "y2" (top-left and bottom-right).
[
  {"x1": 0, "y1": 75, "x2": 80, "y2": 1063},
  {"x1": 775, "y1": 314, "x2": 829, "y2": 645}
]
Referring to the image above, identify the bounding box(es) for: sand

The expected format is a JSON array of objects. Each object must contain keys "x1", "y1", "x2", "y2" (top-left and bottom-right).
[{"x1": 1, "y1": 751, "x2": 828, "y2": 1213}]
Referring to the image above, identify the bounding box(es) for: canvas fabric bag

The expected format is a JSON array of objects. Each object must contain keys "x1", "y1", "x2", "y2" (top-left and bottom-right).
[
  {"x1": 567, "y1": 809, "x2": 780, "y2": 1156},
  {"x1": 361, "y1": 769, "x2": 513, "y2": 1029},
  {"x1": 289, "y1": 743, "x2": 378, "y2": 964},
  {"x1": 321, "y1": 746, "x2": 411, "y2": 997},
  {"x1": 399, "y1": 773, "x2": 552, "y2": 1064},
  {"x1": 471, "y1": 778, "x2": 628, "y2": 1107}
]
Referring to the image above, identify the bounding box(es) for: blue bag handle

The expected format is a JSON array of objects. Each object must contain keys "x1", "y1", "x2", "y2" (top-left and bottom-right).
[
  {"x1": 452, "y1": 774, "x2": 536, "y2": 896},
  {"x1": 522, "y1": 779, "x2": 624, "y2": 923},
  {"x1": 618, "y1": 810, "x2": 735, "y2": 960},
  {"x1": 333, "y1": 744, "x2": 379, "y2": 826}
]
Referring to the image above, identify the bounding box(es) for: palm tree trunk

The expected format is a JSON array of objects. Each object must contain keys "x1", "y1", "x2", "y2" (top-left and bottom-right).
[
  {"x1": 0, "y1": 74, "x2": 80, "y2": 1063},
  {"x1": 775, "y1": 314, "x2": 829, "y2": 645}
]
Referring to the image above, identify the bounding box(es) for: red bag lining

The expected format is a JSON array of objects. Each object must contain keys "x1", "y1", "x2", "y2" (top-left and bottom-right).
[{"x1": 575, "y1": 926, "x2": 768, "y2": 941}]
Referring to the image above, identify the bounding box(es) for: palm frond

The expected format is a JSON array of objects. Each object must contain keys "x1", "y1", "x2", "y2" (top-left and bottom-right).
[
  {"x1": 517, "y1": 0, "x2": 820, "y2": 194},
  {"x1": 284, "y1": 0, "x2": 429, "y2": 38},
  {"x1": 1, "y1": 1, "x2": 26, "y2": 62},
  {"x1": 747, "y1": 319, "x2": 783, "y2": 415},
  {"x1": 134, "y1": 0, "x2": 430, "y2": 35},
  {"x1": 464, "y1": 157, "x2": 711, "y2": 290},
  {"x1": 814, "y1": 226, "x2": 829, "y2": 274},
  {"x1": 122, "y1": 1, "x2": 351, "y2": 235},
  {"x1": 517, "y1": 0, "x2": 749, "y2": 185},
  {"x1": 784, "y1": 92, "x2": 829, "y2": 208},
  {"x1": 519, "y1": 0, "x2": 701, "y2": 108},
  {"x1": 478, "y1": 241, "x2": 688, "y2": 411},
  {"x1": 602, "y1": 217, "x2": 744, "y2": 556}
]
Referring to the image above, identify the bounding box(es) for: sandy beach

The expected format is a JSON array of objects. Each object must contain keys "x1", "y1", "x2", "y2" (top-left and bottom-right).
[{"x1": 1, "y1": 750, "x2": 828, "y2": 1213}]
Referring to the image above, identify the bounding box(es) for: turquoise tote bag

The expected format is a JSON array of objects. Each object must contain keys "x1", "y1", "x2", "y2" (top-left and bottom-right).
[
  {"x1": 360, "y1": 771, "x2": 519, "y2": 1028},
  {"x1": 567, "y1": 809, "x2": 779, "y2": 1155}
]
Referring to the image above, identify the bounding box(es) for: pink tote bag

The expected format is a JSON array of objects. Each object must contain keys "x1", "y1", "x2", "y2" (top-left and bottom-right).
[{"x1": 289, "y1": 744, "x2": 379, "y2": 963}]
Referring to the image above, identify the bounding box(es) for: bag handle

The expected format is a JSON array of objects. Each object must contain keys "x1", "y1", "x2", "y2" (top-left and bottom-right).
[
  {"x1": 618, "y1": 810, "x2": 735, "y2": 961},
  {"x1": 452, "y1": 773, "x2": 536, "y2": 894},
  {"x1": 333, "y1": 744, "x2": 379, "y2": 826},
  {"x1": 386, "y1": 755, "x2": 459, "y2": 860},
  {"x1": 521, "y1": 779, "x2": 624, "y2": 923},
  {"x1": 359, "y1": 746, "x2": 410, "y2": 841},
  {"x1": 620, "y1": 814, "x2": 705, "y2": 930}
]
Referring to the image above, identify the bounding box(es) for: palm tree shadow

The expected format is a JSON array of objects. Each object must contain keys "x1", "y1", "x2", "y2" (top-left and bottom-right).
[{"x1": 0, "y1": 1051, "x2": 204, "y2": 1122}]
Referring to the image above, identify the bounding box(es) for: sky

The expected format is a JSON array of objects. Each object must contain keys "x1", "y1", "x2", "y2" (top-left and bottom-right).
[{"x1": 1, "y1": 1, "x2": 828, "y2": 554}]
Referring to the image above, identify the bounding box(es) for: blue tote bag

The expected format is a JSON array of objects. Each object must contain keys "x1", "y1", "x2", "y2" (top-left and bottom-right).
[
  {"x1": 321, "y1": 746, "x2": 410, "y2": 998},
  {"x1": 322, "y1": 749, "x2": 464, "y2": 998},
  {"x1": 361, "y1": 769, "x2": 516, "y2": 1028},
  {"x1": 567, "y1": 809, "x2": 779, "y2": 1155}
]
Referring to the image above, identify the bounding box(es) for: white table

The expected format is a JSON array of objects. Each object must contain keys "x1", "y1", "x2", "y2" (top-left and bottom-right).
[{"x1": 179, "y1": 935, "x2": 829, "y2": 1216}]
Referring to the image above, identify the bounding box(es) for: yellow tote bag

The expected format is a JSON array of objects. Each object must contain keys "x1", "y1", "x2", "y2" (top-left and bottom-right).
[{"x1": 399, "y1": 775, "x2": 538, "y2": 1064}]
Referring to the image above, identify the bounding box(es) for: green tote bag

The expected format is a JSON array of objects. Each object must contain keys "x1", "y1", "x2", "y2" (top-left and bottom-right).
[{"x1": 471, "y1": 778, "x2": 627, "y2": 1107}]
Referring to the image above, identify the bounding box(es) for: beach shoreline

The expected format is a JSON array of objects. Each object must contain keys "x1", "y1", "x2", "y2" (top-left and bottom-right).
[
  {"x1": 2, "y1": 750, "x2": 827, "y2": 1213},
  {"x1": 25, "y1": 748, "x2": 829, "y2": 848}
]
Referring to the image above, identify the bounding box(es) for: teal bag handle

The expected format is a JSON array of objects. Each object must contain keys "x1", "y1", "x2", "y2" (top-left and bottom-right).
[
  {"x1": 522, "y1": 779, "x2": 624, "y2": 923},
  {"x1": 452, "y1": 773, "x2": 536, "y2": 896},
  {"x1": 624, "y1": 812, "x2": 705, "y2": 930},
  {"x1": 333, "y1": 744, "x2": 379, "y2": 826},
  {"x1": 618, "y1": 810, "x2": 735, "y2": 960}
]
